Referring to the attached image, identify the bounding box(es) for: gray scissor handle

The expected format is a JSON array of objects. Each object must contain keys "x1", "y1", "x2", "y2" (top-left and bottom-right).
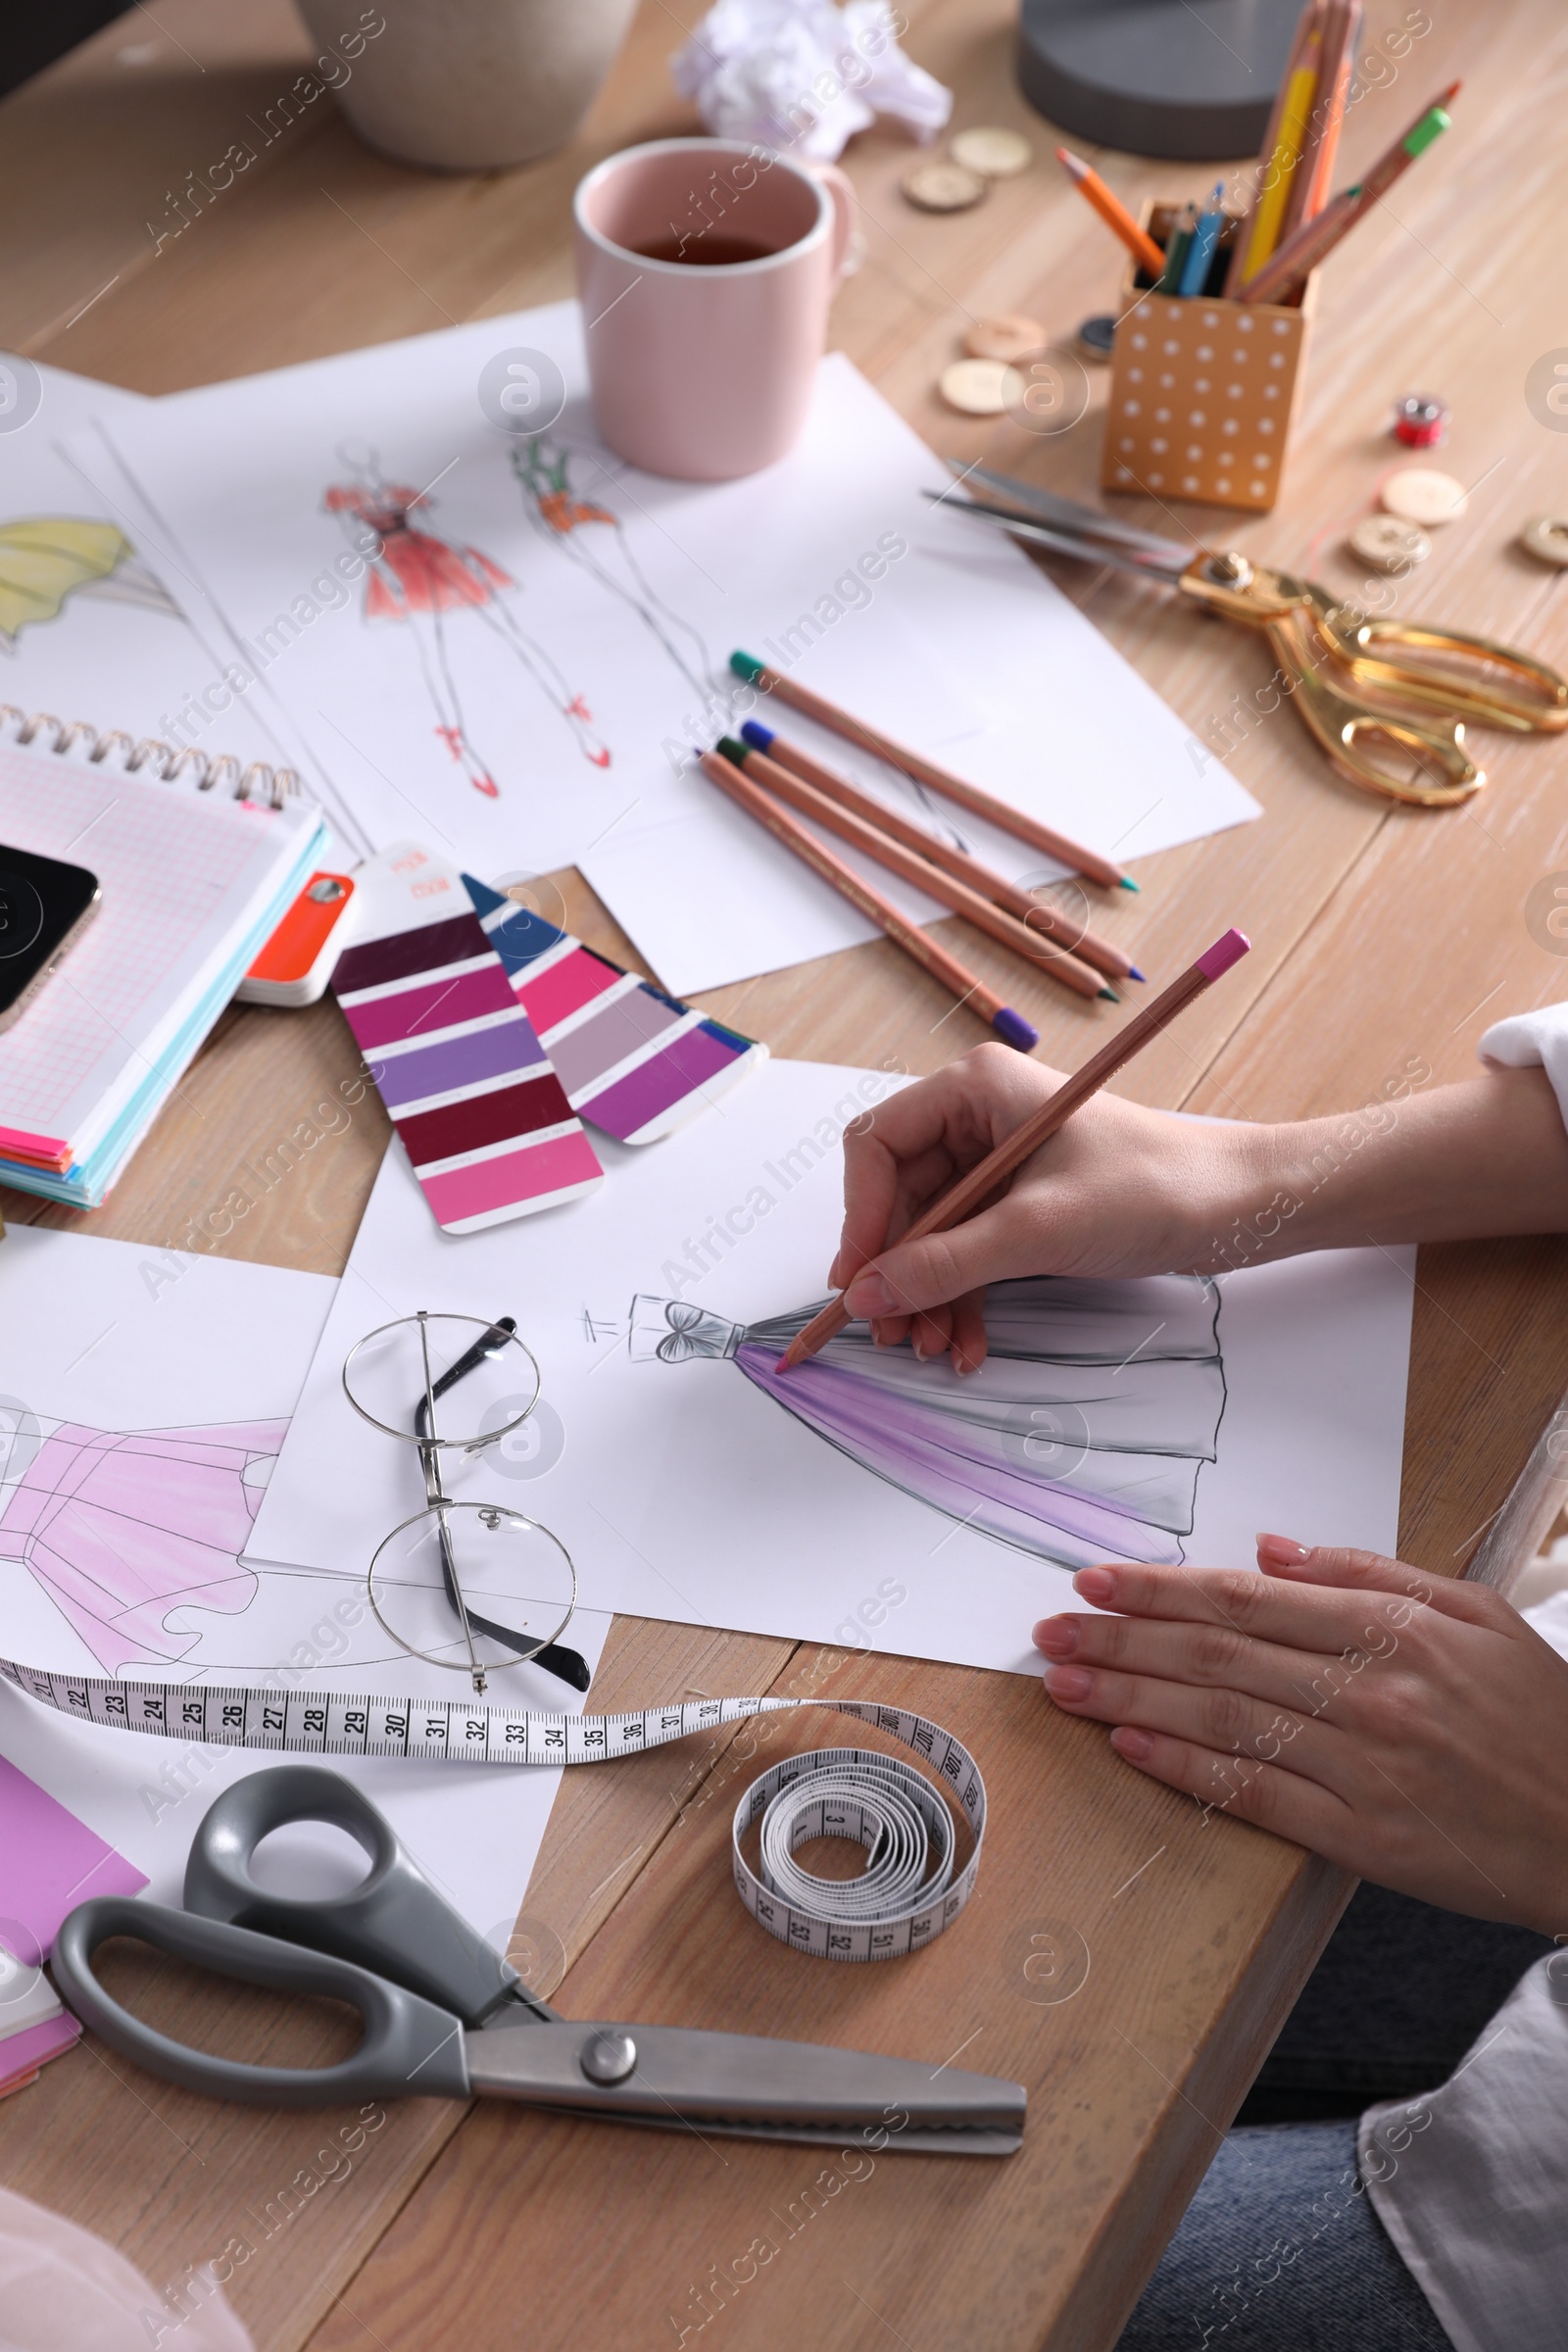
[
  {"x1": 183, "y1": 1765, "x2": 551, "y2": 2028},
  {"x1": 51, "y1": 1896, "x2": 470, "y2": 2107}
]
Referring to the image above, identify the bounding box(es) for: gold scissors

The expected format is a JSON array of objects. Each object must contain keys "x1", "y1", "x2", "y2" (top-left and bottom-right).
[{"x1": 932, "y1": 468, "x2": 1568, "y2": 807}]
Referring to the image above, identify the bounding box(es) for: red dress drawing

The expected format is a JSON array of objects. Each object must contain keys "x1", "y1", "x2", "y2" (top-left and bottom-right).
[{"x1": 325, "y1": 453, "x2": 609, "y2": 798}]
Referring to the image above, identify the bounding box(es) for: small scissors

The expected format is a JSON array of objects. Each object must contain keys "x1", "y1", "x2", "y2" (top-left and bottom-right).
[
  {"x1": 52, "y1": 1765, "x2": 1026, "y2": 2154},
  {"x1": 932, "y1": 467, "x2": 1568, "y2": 807}
]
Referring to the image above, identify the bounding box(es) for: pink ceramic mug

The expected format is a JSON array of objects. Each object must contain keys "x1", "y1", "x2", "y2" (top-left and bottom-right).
[{"x1": 573, "y1": 137, "x2": 854, "y2": 481}]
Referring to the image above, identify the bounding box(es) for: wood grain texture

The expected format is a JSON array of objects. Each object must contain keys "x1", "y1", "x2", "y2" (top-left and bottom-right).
[{"x1": 3, "y1": 0, "x2": 1568, "y2": 2346}]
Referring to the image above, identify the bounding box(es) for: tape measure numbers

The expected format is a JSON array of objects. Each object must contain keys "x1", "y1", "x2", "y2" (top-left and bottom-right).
[{"x1": 1, "y1": 1658, "x2": 985, "y2": 1966}]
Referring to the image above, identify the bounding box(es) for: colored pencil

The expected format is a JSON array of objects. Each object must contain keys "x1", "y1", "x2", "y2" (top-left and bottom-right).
[
  {"x1": 1245, "y1": 22, "x2": 1322, "y2": 275},
  {"x1": 716, "y1": 735, "x2": 1115, "y2": 1002},
  {"x1": 698, "y1": 750, "x2": 1040, "y2": 1051},
  {"x1": 1158, "y1": 202, "x2": 1199, "y2": 294},
  {"x1": 1297, "y1": 0, "x2": 1359, "y2": 221},
  {"x1": 1179, "y1": 187, "x2": 1227, "y2": 295},
  {"x1": 1239, "y1": 82, "x2": 1458, "y2": 305},
  {"x1": 1225, "y1": 0, "x2": 1325, "y2": 294},
  {"x1": 728, "y1": 652, "x2": 1138, "y2": 893},
  {"x1": 1054, "y1": 146, "x2": 1167, "y2": 281},
  {"x1": 736, "y1": 718, "x2": 1144, "y2": 985},
  {"x1": 778, "y1": 928, "x2": 1251, "y2": 1371}
]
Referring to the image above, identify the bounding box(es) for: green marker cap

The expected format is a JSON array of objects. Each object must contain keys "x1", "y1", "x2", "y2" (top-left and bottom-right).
[
  {"x1": 715, "y1": 735, "x2": 750, "y2": 765},
  {"x1": 1402, "y1": 106, "x2": 1449, "y2": 158},
  {"x1": 730, "y1": 650, "x2": 767, "y2": 683}
]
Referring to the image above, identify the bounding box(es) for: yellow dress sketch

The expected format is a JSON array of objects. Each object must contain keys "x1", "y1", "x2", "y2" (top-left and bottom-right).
[{"x1": 0, "y1": 517, "x2": 180, "y2": 653}]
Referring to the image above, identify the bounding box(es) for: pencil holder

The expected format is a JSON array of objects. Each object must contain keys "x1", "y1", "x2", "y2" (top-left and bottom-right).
[{"x1": 1102, "y1": 203, "x2": 1317, "y2": 515}]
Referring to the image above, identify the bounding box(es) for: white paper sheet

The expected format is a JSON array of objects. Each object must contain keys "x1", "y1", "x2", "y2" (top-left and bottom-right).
[
  {"x1": 0, "y1": 362, "x2": 310, "y2": 785},
  {"x1": 0, "y1": 1227, "x2": 604, "y2": 1939},
  {"x1": 81, "y1": 307, "x2": 1260, "y2": 992},
  {"x1": 252, "y1": 1060, "x2": 1414, "y2": 1679}
]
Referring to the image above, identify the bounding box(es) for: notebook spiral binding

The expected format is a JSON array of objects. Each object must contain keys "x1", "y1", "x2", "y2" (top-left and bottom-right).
[{"x1": 0, "y1": 703, "x2": 300, "y2": 809}]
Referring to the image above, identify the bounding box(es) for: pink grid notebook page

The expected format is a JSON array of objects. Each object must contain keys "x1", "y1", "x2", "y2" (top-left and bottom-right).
[{"x1": 0, "y1": 744, "x2": 298, "y2": 1152}]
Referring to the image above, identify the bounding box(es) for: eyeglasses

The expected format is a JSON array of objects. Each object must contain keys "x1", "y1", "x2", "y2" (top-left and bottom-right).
[{"x1": 342, "y1": 1311, "x2": 584, "y2": 1696}]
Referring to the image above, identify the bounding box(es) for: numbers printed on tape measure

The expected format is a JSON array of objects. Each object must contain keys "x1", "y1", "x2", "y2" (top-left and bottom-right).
[{"x1": 1, "y1": 1654, "x2": 987, "y2": 1964}]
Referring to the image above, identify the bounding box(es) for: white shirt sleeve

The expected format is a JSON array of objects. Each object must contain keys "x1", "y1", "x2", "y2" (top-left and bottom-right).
[
  {"x1": 1360, "y1": 1956, "x2": 1568, "y2": 2352},
  {"x1": 1478, "y1": 1003, "x2": 1568, "y2": 1130}
]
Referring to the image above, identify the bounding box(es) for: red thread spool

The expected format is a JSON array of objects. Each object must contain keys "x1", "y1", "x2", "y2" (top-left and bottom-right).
[{"x1": 1394, "y1": 394, "x2": 1448, "y2": 449}]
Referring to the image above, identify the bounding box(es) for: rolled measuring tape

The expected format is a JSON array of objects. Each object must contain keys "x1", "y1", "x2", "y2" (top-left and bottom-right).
[{"x1": 0, "y1": 1659, "x2": 983, "y2": 1966}]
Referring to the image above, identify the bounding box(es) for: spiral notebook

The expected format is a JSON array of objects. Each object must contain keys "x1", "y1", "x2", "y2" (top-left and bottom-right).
[{"x1": 0, "y1": 716, "x2": 325, "y2": 1206}]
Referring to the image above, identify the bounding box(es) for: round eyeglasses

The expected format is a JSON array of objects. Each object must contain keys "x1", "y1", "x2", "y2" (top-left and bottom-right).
[{"x1": 342, "y1": 1311, "x2": 583, "y2": 1696}]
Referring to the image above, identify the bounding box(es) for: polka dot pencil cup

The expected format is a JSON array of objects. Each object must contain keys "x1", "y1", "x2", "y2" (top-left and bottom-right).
[{"x1": 1102, "y1": 203, "x2": 1317, "y2": 514}]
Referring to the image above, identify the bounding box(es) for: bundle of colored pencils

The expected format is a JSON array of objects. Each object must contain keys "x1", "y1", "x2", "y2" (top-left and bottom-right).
[
  {"x1": 1226, "y1": 0, "x2": 1457, "y2": 306},
  {"x1": 697, "y1": 654, "x2": 1150, "y2": 1054},
  {"x1": 1054, "y1": 1, "x2": 1458, "y2": 312}
]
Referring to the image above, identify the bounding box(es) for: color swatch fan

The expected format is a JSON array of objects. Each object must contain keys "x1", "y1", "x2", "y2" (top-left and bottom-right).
[
  {"x1": 464, "y1": 875, "x2": 764, "y2": 1145},
  {"x1": 333, "y1": 844, "x2": 603, "y2": 1231}
]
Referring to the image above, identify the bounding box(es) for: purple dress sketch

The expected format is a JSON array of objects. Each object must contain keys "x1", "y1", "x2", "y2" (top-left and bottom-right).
[
  {"x1": 0, "y1": 1419, "x2": 284, "y2": 1675},
  {"x1": 629, "y1": 1278, "x2": 1226, "y2": 1568}
]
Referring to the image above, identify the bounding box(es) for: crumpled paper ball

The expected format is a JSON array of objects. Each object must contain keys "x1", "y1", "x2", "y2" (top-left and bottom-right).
[{"x1": 671, "y1": 0, "x2": 953, "y2": 161}]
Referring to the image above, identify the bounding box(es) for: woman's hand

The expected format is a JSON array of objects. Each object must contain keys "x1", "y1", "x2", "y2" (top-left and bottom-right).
[
  {"x1": 829, "y1": 1044, "x2": 1261, "y2": 1371},
  {"x1": 1033, "y1": 1536, "x2": 1568, "y2": 1936}
]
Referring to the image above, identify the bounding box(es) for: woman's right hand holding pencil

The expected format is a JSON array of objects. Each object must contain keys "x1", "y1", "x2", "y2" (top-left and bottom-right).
[
  {"x1": 832, "y1": 1044, "x2": 1568, "y2": 1375},
  {"x1": 830, "y1": 1045, "x2": 1255, "y2": 1371}
]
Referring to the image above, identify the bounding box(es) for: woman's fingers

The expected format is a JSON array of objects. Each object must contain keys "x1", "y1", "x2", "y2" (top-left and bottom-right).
[
  {"x1": 1040, "y1": 1659, "x2": 1355, "y2": 1794},
  {"x1": 1070, "y1": 1560, "x2": 1419, "y2": 1658},
  {"x1": 949, "y1": 1290, "x2": 989, "y2": 1375},
  {"x1": 1257, "y1": 1536, "x2": 1499, "y2": 1627},
  {"x1": 1034, "y1": 1609, "x2": 1348, "y2": 1714},
  {"x1": 833, "y1": 1050, "x2": 1069, "y2": 1299},
  {"x1": 1105, "y1": 1725, "x2": 1356, "y2": 1854}
]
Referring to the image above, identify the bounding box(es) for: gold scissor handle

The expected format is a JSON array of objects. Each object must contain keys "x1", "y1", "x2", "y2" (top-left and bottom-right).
[
  {"x1": 1266, "y1": 612, "x2": 1484, "y2": 806},
  {"x1": 1308, "y1": 596, "x2": 1568, "y2": 736}
]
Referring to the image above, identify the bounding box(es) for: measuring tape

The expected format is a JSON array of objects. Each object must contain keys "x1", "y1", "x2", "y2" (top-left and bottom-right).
[{"x1": 0, "y1": 1657, "x2": 984, "y2": 1965}]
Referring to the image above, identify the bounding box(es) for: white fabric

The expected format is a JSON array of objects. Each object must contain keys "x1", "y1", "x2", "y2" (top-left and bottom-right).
[
  {"x1": 1359, "y1": 1957, "x2": 1568, "y2": 2352},
  {"x1": 1348, "y1": 996, "x2": 1568, "y2": 2351},
  {"x1": 1478, "y1": 999, "x2": 1568, "y2": 1127},
  {"x1": 0, "y1": 2185, "x2": 252, "y2": 2351},
  {"x1": 670, "y1": 0, "x2": 952, "y2": 160}
]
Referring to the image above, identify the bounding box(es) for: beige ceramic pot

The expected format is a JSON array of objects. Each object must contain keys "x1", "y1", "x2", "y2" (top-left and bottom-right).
[{"x1": 297, "y1": 0, "x2": 640, "y2": 171}]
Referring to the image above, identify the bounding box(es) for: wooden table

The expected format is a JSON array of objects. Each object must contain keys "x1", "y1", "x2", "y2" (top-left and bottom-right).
[{"x1": 5, "y1": 3, "x2": 1568, "y2": 2345}]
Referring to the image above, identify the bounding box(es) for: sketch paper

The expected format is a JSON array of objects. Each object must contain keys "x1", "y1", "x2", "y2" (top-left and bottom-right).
[
  {"x1": 0, "y1": 362, "x2": 310, "y2": 785},
  {"x1": 83, "y1": 306, "x2": 1260, "y2": 991},
  {"x1": 0, "y1": 1227, "x2": 605, "y2": 1937},
  {"x1": 253, "y1": 1060, "x2": 1414, "y2": 1678}
]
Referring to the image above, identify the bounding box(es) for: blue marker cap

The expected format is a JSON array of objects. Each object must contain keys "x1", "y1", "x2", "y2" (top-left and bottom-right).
[
  {"x1": 991, "y1": 1006, "x2": 1039, "y2": 1053},
  {"x1": 740, "y1": 718, "x2": 775, "y2": 753}
]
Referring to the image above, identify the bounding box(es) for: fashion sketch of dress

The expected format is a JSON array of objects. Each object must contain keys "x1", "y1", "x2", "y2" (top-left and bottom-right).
[
  {"x1": 511, "y1": 437, "x2": 715, "y2": 710},
  {"x1": 0, "y1": 517, "x2": 180, "y2": 652},
  {"x1": 629, "y1": 1276, "x2": 1226, "y2": 1568},
  {"x1": 324, "y1": 445, "x2": 609, "y2": 799},
  {"x1": 0, "y1": 1416, "x2": 284, "y2": 1676}
]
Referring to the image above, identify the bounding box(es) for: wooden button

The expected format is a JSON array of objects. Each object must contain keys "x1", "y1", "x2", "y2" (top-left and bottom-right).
[
  {"x1": 1520, "y1": 515, "x2": 1568, "y2": 567},
  {"x1": 1348, "y1": 515, "x2": 1432, "y2": 571},
  {"x1": 963, "y1": 314, "x2": 1046, "y2": 362},
  {"x1": 903, "y1": 161, "x2": 987, "y2": 213},
  {"x1": 1381, "y1": 467, "x2": 1467, "y2": 525},
  {"x1": 938, "y1": 358, "x2": 1022, "y2": 415},
  {"x1": 950, "y1": 127, "x2": 1033, "y2": 178}
]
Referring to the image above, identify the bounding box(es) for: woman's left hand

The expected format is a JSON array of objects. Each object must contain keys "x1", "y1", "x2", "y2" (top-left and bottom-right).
[{"x1": 1034, "y1": 1535, "x2": 1568, "y2": 1936}]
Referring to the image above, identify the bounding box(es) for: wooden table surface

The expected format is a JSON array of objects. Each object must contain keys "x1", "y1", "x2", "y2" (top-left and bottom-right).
[{"x1": 5, "y1": 3, "x2": 1568, "y2": 2346}]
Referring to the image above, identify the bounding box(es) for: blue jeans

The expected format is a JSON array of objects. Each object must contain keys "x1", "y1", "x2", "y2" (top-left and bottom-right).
[
  {"x1": 1116, "y1": 2123, "x2": 1450, "y2": 2350},
  {"x1": 1118, "y1": 1886, "x2": 1552, "y2": 2347}
]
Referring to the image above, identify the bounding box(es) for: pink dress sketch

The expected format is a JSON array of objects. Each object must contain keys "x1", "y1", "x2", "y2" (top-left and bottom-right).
[
  {"x1": 630, "y1": 1277, "x2": 1227, "y2": 1569},
  {"x1": 0, "y1": 1418, "x2": 284, "y2": 1676},
  {"x1": 324, "y1": 445, "x2": 609, "y2": 800}
]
